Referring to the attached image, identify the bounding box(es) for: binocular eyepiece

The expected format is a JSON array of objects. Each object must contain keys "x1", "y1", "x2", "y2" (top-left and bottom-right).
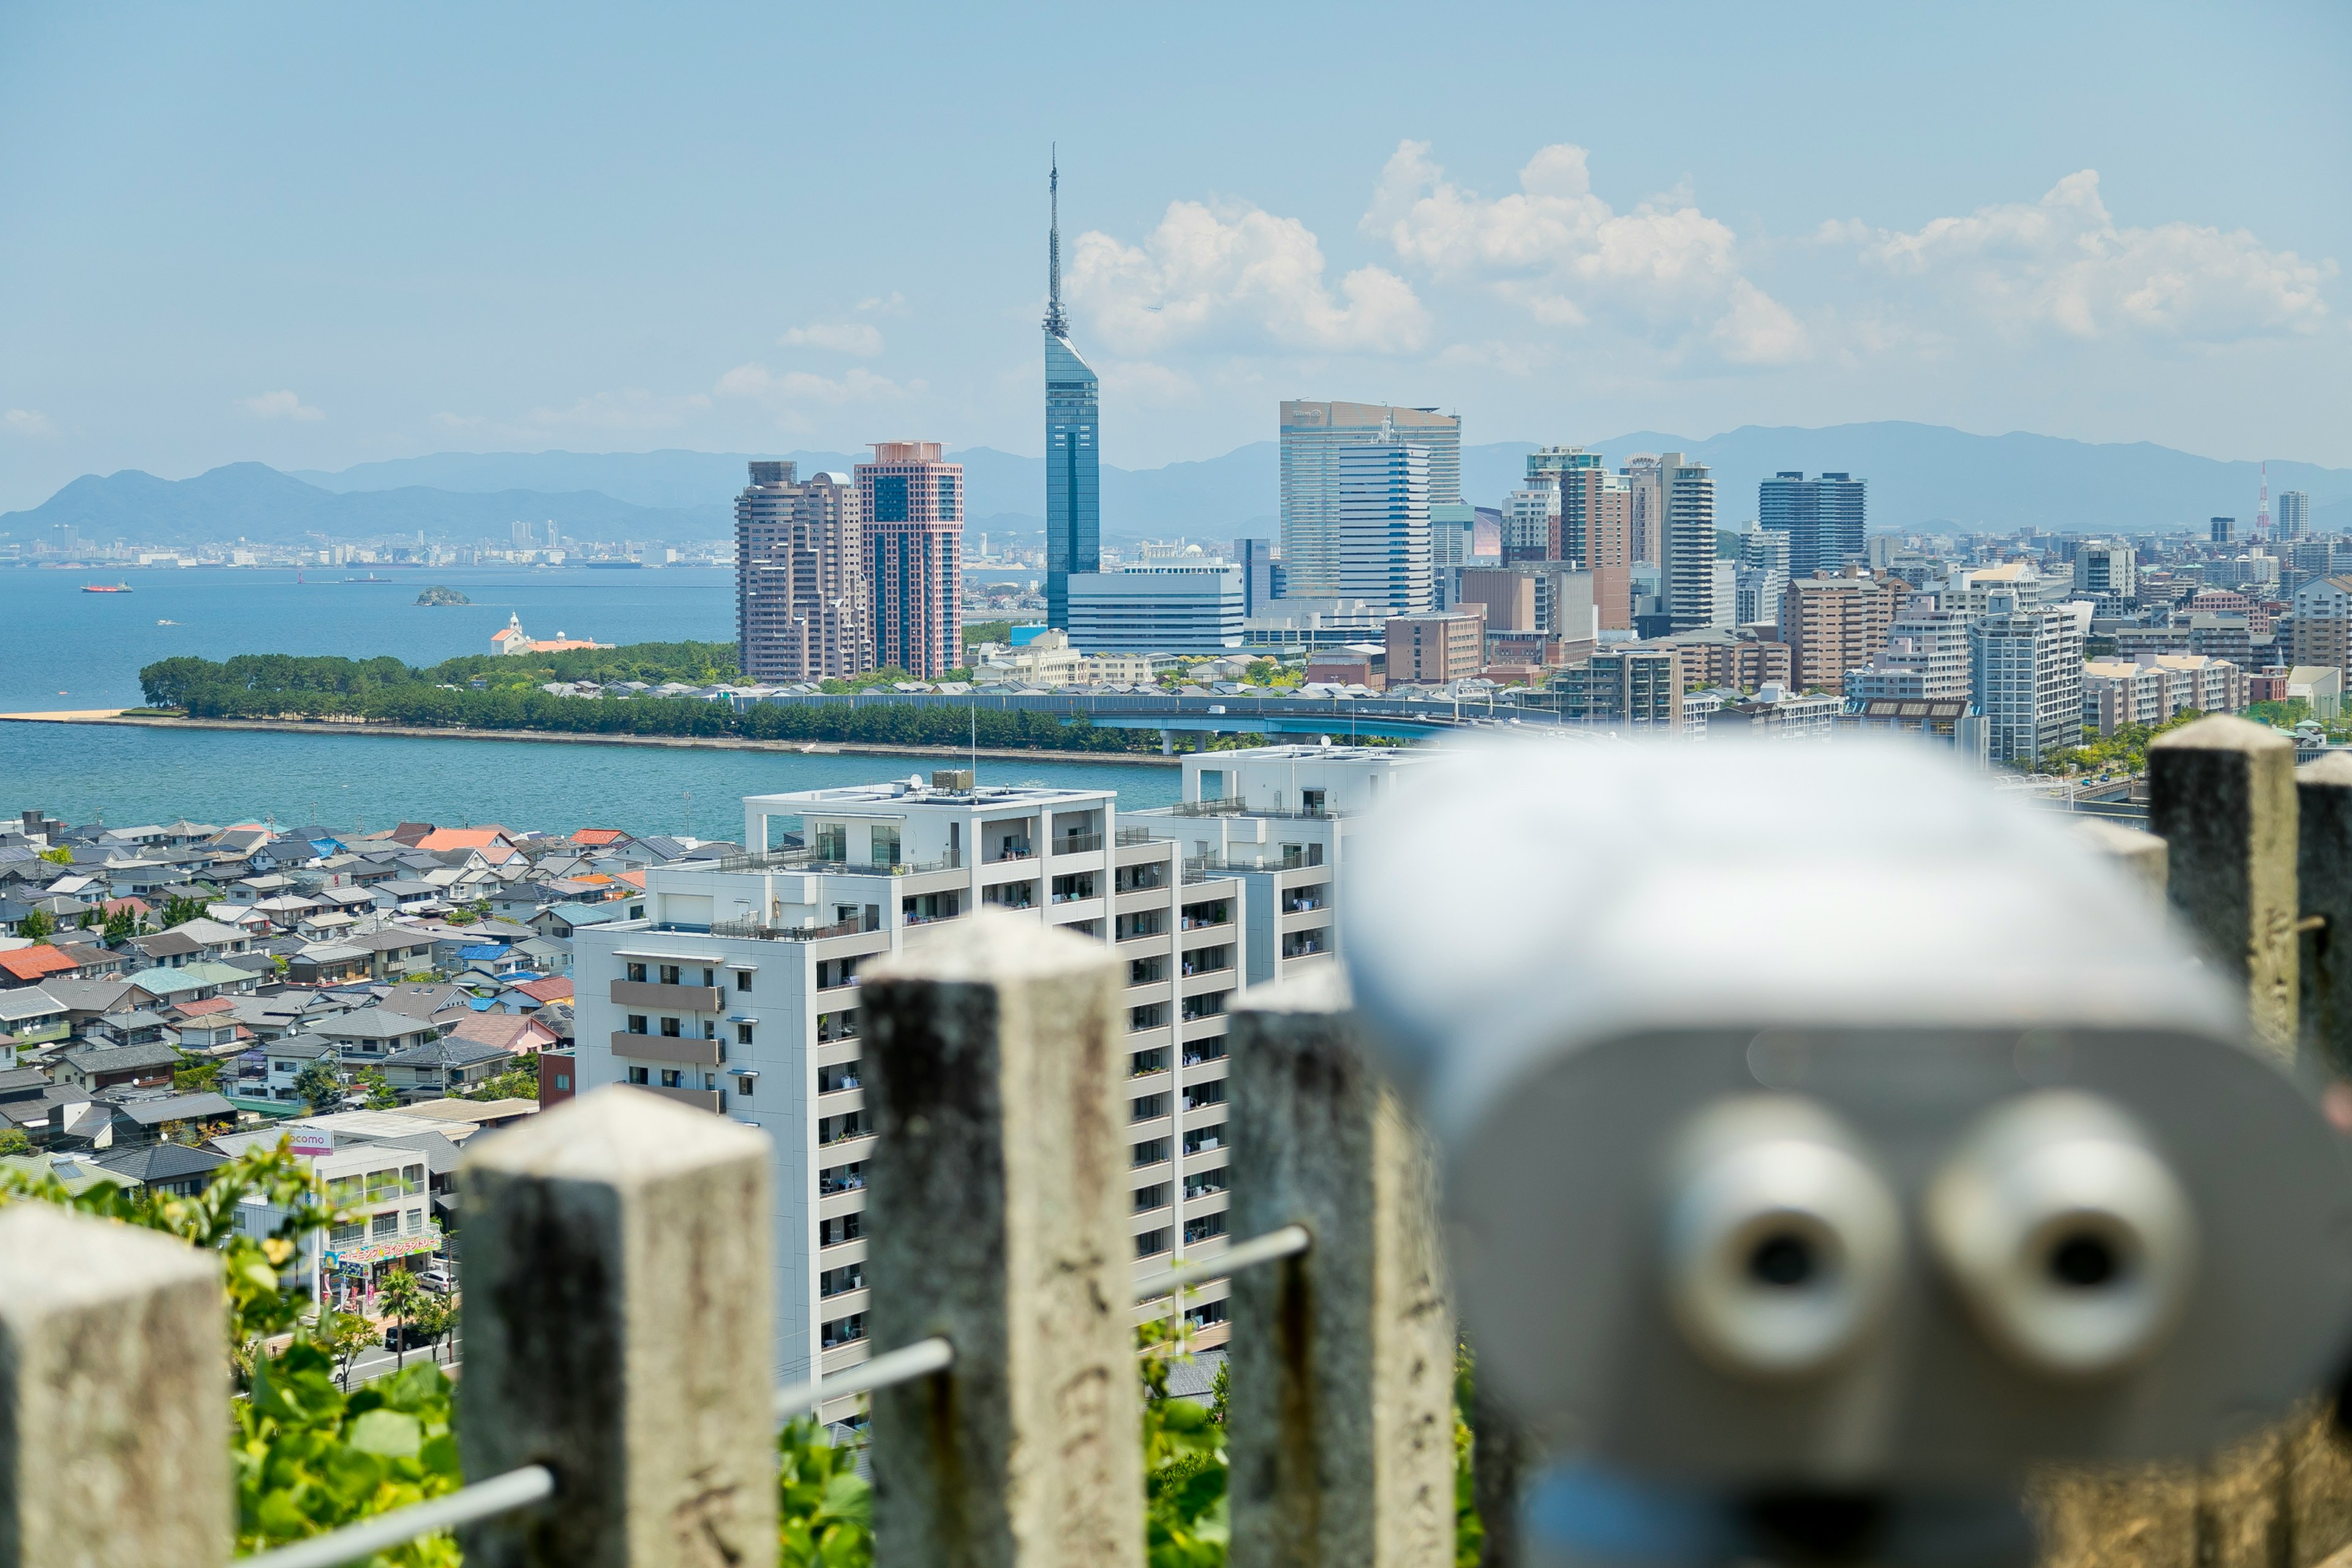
[{"x1": 1343, "y1": 740, "x2": 2352, "y2": 1493}]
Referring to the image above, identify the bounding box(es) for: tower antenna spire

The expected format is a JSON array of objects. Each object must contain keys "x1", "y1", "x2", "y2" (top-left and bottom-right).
[{"x1": 1044, "y1": 146, "x2": 1068, "y2": 338}]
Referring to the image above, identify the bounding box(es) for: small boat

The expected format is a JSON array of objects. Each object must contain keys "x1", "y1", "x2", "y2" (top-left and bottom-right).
[
  {"x1": 81, "y1": 582, "x2": 132, "y2": 594},
  {"x1": 156, "y1": 619, "x2": 179, "y2": 626}
]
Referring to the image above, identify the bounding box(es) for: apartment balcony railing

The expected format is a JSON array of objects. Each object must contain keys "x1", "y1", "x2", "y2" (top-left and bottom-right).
[
  {"x1": 983, "y1": 842, "x2": 1036, "y2": 864},
  {"x1": 708, "y1": 847, "x2": 960, "y2": 876},
  {"x1": 707, "y1": 913, "x2": 877, "y2": 941},
  {"x1": 1053, "y1": 832, "x2": 1106, "y2": 855},
  {"x1": 1115, "y1": 825, "x2": 1170, "y2": 846}
]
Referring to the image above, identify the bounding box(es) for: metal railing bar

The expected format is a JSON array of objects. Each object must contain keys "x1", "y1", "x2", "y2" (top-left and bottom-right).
[
  {"x1": 773, "y1": 1334, "x2": 956, "y2": 1422},
  {"x1": 235, "y1": 1463, "x2": 556, "y2": 1568},
  {"x1": 1134, "y1": 1222, "x2": 1311, "y2": 1302}
]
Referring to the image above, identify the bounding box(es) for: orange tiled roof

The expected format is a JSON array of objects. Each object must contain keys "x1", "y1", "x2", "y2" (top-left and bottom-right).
[
  {"x1": 0, "y1": 946, "x2": 79, "y2": 982},
  {"x1": 413, "y1": 827, "x2": 513, "y2": 852},
  {"x1": 511, "y1": 976, "x2": 573, "y2": 1004},
  {"x1": 570, "y1": 828, "x2": 628, "y2": 846},
  {"x1": 173, "y1": 995, "x2": 237, "y2": 1017}
]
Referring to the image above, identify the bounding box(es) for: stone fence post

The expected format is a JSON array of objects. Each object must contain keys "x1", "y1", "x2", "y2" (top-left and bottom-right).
[
  {"x1": 456, "y1": 1085, "x2": 776, "y2": 1567},
  {"x1": 0, "y1": 1204, "x2": 230, "y2": 1567},
  {"x1": 2297, "y1": 753, "x2": 2352, "y2": 1075},
  {"x1": 858, "y1": 913, "x2": 1145, "y2": 1568},
  {"x1": 2148, "y1": 715, "x2": 2298, "y2": 1061},
  {"x1": 2073, "y1": 820, "x2": 2169, "y2": 907},
  {"x1": 1224, "y1": 968, "x2": 1456, "y2": 1568}
]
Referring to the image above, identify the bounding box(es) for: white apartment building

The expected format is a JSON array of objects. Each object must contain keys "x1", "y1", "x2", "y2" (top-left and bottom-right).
[
  {"x1": 1971, "y1": 592, "x2": 2086, "y2": 766},
  {"x1": 1844, "y1": 595, "x2": 1973, "y2": 703},
  {"x1": 1502, "y1": 483, "x2": 1561, "y2": 560},
  {"x1": 571, "y1": 772, "x2": 1248, "y2": 1416},
  {"x1": 223, "y1": 1129, "x2": 439, "y2": 1309},
  {"x1": 1127, "y1": 743, "x2": 1428, "y2": 989}
]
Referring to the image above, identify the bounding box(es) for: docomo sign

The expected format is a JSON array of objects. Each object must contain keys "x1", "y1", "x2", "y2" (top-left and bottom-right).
[{"x1": 287, "y1": 1128, "x2": 333, "y2": 1158}]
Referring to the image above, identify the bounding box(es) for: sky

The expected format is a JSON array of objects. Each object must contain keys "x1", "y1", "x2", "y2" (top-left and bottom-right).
[{"x1": 1, "y1": 1, "x2": 2346, "y2": 513}]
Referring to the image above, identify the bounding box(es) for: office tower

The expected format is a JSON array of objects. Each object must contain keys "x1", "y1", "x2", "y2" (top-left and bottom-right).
[
  {"x1": 2072, "y1": 541, "x2": 2137, "y2": 602},
  {"x1": 858, "y1": 442, "x2": 963, "y2": 679},
  {"x1": 1502, "y1": 483, "x2": 1561, "y2": 564},
  {"x1": 1781, "y1": 570, "x2": 1902, "y2": 692},
  {"x1": 1760, "y1": 472, "x2": 1869, "y2": 579},
  {"x1": 508, "y1": 519, "x2": 531, "y2": 549},
  {"x1": 2212, "y1": 518, "x2": 2236, "y2": 545},
  {"x1": 542, "y1": 519, "x2": 560, "y2": 549},
  {"x1": 1621, "y1": 454, "x2": 1670, "y2": 568},
  {"x1": 1659, "y1": 454, "x2": 1721, "y2": 632},
  {"x1": 737, "y1": 462, "x2": 870, "y2": 683},
  {"x1": 574, "y1": 774, "x2": 1249, "y2": 1391},
  {"x1": 1068, "y1": 564, "x2": 1246, "y2": 650},
  {"x1": 2278, "y1": 491, "x2": 2311, "y2": 541},
  {"x1": 1333, "y1": 435, "x2": 1433, "y2": 614},
  {"x1": 1235, "y1": 538, "x2": 1281, "y2": 616},
  {"x1": 1429, "y1": 503, "x2": 1475, "y2": 609},
  {"x1": 1972, "y1": 594, "x2": 2086, "y2": 767},
  {"x1": 1280, "y1": 402, "x2": 1460, "y2": 597},
  {"x1": 1043, "y1": 156, "x2": 1101, "y2": 631}
]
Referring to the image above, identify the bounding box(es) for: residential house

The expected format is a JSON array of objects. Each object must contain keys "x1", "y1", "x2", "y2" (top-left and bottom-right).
[
  {"x1": 505, "y1": 975, "x2": 573, "y2": 1014},
  {"x1": 529, "y1": 902, "x2": 630, "y2": 941},
  {"x1": 310, "y1": 1008, "x2": 446, "y2": 1066},
  {"x1": 0, "y1": 1066, "x2": 91, "y2": 1148},
  {"x1": 258, "y1": 1037, "x2": 337, "y2": 1107},
  {"x1": 38, "y1": 976, "x2": 138, "y2": 1038},
  {"x1": 285, "y1": 944, "x2": 370, "y2": 987},
  {"x1": 167, "y1": 996, "x2": 247, "y2": 1055},
  {"x1": 76, "y1": 1091, "x2": 238, "y2": 1150},
  {"x1": 0, "y1": 988, "x2": 72, "y2": 1061},
  {"x1": 343, "y1": 925, "x2": 439, "y2": 981},
  {"x1": 379, "y1": 1036, "x2": 511, "y2": 1101},
  {"x1": 53, "y1": 1040, "x2": 181, "y2": 1094},
  {"x1": 84, "y1": 1009, "x2": 171, "y2": 1049},
  {"x1": 0, "y1": 945, "x2": 80, "y2": 989},
  {"x1": 47, "y1": 941, "x2": 127, "y2": 979},
  {"x1": 123, "y1": 961, "x2": 257, "y2": 1009},
  {"x1": 443, "y1": 1010, "x2": 557, "y2": 1058},
  {"x1": 95, "y1": 1142, "x2": 228, "y2": 1197},
  {"x1": 1, "y1": 1147, "x2": 128, "y2": 1196}
]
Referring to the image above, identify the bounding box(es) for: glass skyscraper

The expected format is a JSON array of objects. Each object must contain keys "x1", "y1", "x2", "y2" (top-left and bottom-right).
[
  {"x1": 1043, "y1": 156, "x2": 1099, "y2": 631},
  {"x1": 1759, "y1": 471, "x2": 1868, "y2": 579}
]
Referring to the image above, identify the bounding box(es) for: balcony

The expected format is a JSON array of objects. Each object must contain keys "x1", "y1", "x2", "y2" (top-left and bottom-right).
[
  {"x1": 1052, "y1": 833, "x2": 1105, "y2": 856},
  {"x1": 643, "y1": 1084, "x2": 722, "y2": 1113},
  {"x1": 707, "y1": 913, "x2": 876, "y2": 941},
  {"x1": 609, "y1": 1032, "x2": 722, "y2": 1067},
  {"x1": 984, "y1": 841, "x2": 1036, "y2": 864},
  {"x1": 610, "y1": 980, "x2": 723, "y2": 1012}
]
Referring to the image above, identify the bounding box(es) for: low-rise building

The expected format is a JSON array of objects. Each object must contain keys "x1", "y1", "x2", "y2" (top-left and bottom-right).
[{"x1": 1384, "y1": 610, "x2": 1485, "y2": 687}]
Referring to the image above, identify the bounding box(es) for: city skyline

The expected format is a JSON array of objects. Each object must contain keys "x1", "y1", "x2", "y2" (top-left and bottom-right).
[{"x1": 1, "y1": 2, "x2": 2345, "y2": 515}]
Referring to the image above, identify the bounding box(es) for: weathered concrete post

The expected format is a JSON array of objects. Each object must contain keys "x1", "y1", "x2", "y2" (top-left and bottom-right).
[
  {"x1": 2147, "y1": 715, "x2": 2298, "y2": 1061},
  {"x1": 2297, "y1": 753, "x2": 2352, "y2": 1075},
  {"x1": 2073, "y1": 820, "x2": 2169, "y2": 907},
  {"x1": 1225, "y1": 967, "x2": 1456, "y2": 1568},
  {"x1": 456, "y1": 1085, "x2": 775, "y2": 1567},
  {"x1": 0, "y1": 1204, "x2": 230, "y2": 1568},
  {"x1": 859, "y1": 913, "x2": 1144, "y2": 1568}
]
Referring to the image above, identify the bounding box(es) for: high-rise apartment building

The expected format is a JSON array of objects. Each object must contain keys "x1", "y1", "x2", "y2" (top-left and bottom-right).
[
  {"x1": 2278, "y1": 491, "x2": 2312, "y2": 541},
  {"x1": 737, "y1": 462, "x2": 869, "y2": 684},
  {"x1": 1760, "y1": 472, "x2": 1868, "y2": 579},
  {"x1": 1659, "y1": 454, "x2": 1721, "y2": 632},
  {"x1": 1972, "y1": 595, "x2": 2086, "y2": 767},
  {"x1": 858, "y1": 442, "x2": 963, "y2": 679},
  {"x1": 1501, "y1": 483, "x2": 1561, "y2": 564},
  {"x1": 573, "y1": 774, "x2": 1251, "y2": 1400},
  {"x1": 1781, "y1": 570, "x2": 1902, "y2": 693},
  {"x1": 1280, "y1": 402, "x2": 1460, "y2": 597},
  {"x1": 1042, "y1": 157, "x2": 1100, "y2": 631},
  {"x1": 1556, "y1": 647, "x2": 1695, "y2": 734},
  {"x1": 1333, "y1": 436, "x2": 1433, "y2": 614},
  {"x1": 1133, "y1": 743, "x2": 1427, "y2": 987},
  {"x1": 1844, "y1": 594, "x2": 1972, "y2": 703},
  {"x1": 2072, "y1": 541, "x2": 2137, "y2": 603},
  {"x1": 1621, "y1": 454, "x2": 1664, "y2": 565},
  {"x1": 2211, "y1": 517, "x2": 2236, "y2": 545}
]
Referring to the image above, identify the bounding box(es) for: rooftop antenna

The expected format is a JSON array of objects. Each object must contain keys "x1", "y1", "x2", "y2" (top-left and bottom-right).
[
  {"x1": 2258, "y1": 461, "x2": 2272, "y2": 540},
  {"x1": 1044, "y1": 147, "x2": 1069, "y2": 339}
]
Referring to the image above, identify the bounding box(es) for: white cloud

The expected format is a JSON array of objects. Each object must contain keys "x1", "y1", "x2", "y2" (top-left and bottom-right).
[
  {"x1": 237, "y1": 390, "x2": 324, "y2": 421},
  {"x1": 1848, "y1": 171, "x2": 2334, "y2": 344},
  {"x1": 434, "y1": 388, "x2": 711, "y2": 439},
  {"x1": 2, "y1": 408, "x2": 56, "y2": 439},
  {"x1": 856, "y1": 292, "x2": 908, "y2": 316},
  {"x1": 1362, "y1": 140, "x2": 1807, "y2": 363},
  {"x1": 1097, "y1": 359, "x2": 1200, "y2": 405},
  {"x1": 1067, "y1": 200, "x2": 1430, "y2": 356},
  {"x1": 783, "y1": 321, "x2": 886, "y2": 356},
  {"x1": 714, "y1": 364, "x2": 914, "y2": 404}
]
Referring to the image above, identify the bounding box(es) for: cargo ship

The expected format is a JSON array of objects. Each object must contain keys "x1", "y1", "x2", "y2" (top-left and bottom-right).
[{"x1": 81, "y1": 582, "x2": 132, "y2": 593}]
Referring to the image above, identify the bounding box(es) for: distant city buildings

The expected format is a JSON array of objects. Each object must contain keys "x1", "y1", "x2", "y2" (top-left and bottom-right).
[
  {"x1": 1384, "y1": 609, "x2": 1485, "y2": 686},
  {"x1": 736, "y1": 462, "x2": 869, "y2": 684},
  {"x1": 1042, "y1": 157, "x2": 1101, "y2": 633},
  {"x1": 1782, "y1": 570, "x2": 1901, "y2": 693},
  {"x1": 1279, "y1": 401, "x2": 1458, "y2": 600},
  {"x1": 858, "y1": 442, "x2": 963, "y2": 680},
  {"x1": 2278, "y1": 491, "x2": 2311, "y2": 541},
  {"x1": 1660, "y1": 454, "x2": 1721, "y2": 632},
  {"x1": 1972, "y1": 591, "x2": 2086, "y2": 766}
]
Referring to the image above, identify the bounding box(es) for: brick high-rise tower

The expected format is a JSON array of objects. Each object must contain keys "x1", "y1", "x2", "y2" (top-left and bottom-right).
[
  {"x1": 736, "y1": 462, "x2": 869, "y2": 682},
  {"x1": 858, "y1": 442, "x2": 964, "y2": 679}
]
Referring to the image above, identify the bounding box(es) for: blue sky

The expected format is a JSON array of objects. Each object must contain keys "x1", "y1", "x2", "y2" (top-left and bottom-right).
[{"x1": 1, "y1": 1, "x2": 2345, "y2": 511}]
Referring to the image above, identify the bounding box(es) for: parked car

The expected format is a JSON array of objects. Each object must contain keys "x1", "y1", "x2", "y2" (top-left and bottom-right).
[
  {"x1": 383, "y1": 1321, "x2": 436, "y2": 1351},
  {"x1": 417, "y1": 1266, "x2": 454, "y2": 1294}
]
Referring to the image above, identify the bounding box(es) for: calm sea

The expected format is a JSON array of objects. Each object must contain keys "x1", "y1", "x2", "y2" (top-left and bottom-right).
[{"x1": 1, "y1": 565, "x2": 1169, "y2": 834}]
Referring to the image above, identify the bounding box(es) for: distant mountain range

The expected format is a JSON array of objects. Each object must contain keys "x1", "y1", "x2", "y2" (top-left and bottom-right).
[{"x1": 8, "y1": 423, "x2": 2346, "y2": 548}]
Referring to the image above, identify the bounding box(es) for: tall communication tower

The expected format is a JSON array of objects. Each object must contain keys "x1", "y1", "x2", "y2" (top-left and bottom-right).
[{"x1": 2257, "y1": 461, "x2": 2272, "y2": 539}]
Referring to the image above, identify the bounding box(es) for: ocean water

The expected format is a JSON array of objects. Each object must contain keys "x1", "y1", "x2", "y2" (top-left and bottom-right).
[{"x1": 0, "y1": 565, "x2": 1170, "y2": 834}]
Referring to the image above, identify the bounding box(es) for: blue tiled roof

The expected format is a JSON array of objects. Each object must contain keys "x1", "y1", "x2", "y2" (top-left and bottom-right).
[{"x1": 458, "y1": 943, "x2": 508, "y2": 960}]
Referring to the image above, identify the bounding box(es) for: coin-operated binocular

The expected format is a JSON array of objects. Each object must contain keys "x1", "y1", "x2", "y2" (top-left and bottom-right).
[{"x1": 1343, "y1": 740, "x2": 2352, "y2": 1563}]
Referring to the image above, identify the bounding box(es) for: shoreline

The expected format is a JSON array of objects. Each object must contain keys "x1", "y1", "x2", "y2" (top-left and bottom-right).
[{"x1": 0, "y1": 710, "x2": 1183, "y2": 767}]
